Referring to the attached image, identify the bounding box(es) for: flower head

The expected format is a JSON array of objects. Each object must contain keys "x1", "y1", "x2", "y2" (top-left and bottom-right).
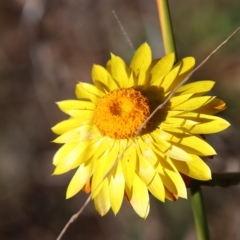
[{"x1": 52, "y1": 43, "x2": 230, "y2": 218}]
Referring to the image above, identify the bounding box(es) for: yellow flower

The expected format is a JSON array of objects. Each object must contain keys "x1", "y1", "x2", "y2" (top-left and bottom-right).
[{"x1": 52, "y1": 43, "x2": 230, "y2": 218}]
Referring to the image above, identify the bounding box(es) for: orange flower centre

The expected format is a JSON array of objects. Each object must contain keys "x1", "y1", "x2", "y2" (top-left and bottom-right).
[{"x1": 94, "y1": 88, "x2": 150, "y2": 139}]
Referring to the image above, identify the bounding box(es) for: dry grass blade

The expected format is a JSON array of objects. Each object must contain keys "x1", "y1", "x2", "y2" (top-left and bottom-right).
[
  {"x1": 112, "y1": 10, "x2": 135, "y2": 51},
  {"x1": 56, "y1": 26, "x2": 240, "y2": 240}
]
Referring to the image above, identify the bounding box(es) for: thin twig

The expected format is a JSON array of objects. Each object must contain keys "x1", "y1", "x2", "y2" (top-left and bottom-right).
[
  {"x1": 194, "y1": 173, "x2": 240, "y2": 188},
  {"x1": 112, "y1": 10, "x2": 135, "y2": 51},
  {"x1": 56, "y1": 26, "x2": 240, "y2": 240},
  {"x1": 56, "y1": 195, "x2": 91, "y2": 240}
]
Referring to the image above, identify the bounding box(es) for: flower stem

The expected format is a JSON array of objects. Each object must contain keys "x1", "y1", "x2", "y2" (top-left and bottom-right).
[
  {"x1": 156, "y1": 0, "x2": 177, "y2": 60},
  {"x1": 156, "y1": 1, "x2": 210, "y2": 239},
  {"x1": 190, "y1": 183, "x2": 210, "y2": 240}
]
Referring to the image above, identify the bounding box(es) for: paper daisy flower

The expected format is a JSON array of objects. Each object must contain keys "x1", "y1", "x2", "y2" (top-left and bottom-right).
[{"x1": 52, "y1": 43, "x2": 230, "y2": 218}]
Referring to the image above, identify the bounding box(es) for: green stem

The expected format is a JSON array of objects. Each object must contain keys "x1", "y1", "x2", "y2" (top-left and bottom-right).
[
  {"x1": 157, "y1": 1, "x2": 210, "y2": 239},
  {"x1": 190, "y1": 172, "x2": 240, "y2": 239},
  {"x1": 156, "y1": 0, "x2": 177, "y2": 60},
  {"x1": 190, "y1": 184, "x2": 210, "y2": 240}
]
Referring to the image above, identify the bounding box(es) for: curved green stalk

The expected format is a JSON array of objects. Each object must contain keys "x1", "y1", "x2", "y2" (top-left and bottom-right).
[
  {"x1": 156, "y1": 1, "x2": 210, "y2": 239},
  {"x1": 156, "y1": 0, "x2": 177, "y2": 60},
  {"x1": 190, "y1": 183, "x2": 210, "y2": 240}
]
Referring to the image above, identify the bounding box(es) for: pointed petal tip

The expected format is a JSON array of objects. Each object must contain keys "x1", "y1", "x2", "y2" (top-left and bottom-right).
[
  {"x1": 215, "y1": 102, "x2": 226, "y2": 109},
  {"x1": 223, "y1": 119, "x2": 231, "y2": 128},
  {"x1": 52, "y1": 169, "x2": 58, "y2": 175},
  {"x1": 163, "y1": 52, "x2": 175, "y2": 60},
  {"x1": 111, "y1": 208, "x2": 119, "y2": 216},
  {"x1": 110, "y1": 52, "x2": 115, "y2": 58},
  {"x1": 137, "y1": 42, "x2": 150, "y2": 50},
  {"x1": 66, "y1": 186, "x2": 79, "y2": 199},
  {"x1": 51, "y1": 126, "x2": 60, "y2": 135},
  {"x1": 203, "y1": 168, "x2": 212, "y2": 180},
  {"x1": 65, "y1": 193, "x2": 72, "y2": 200},
  {"x1": 52, "y1": 169, "x2": 60, "y2": 175},
  {"x1": 181, "y1": 193, "x2": 188, "y2": 199}
]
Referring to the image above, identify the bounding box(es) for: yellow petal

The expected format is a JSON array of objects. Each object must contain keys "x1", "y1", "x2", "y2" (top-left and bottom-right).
[
  {"x1": 128, "y1": 72, "x2": 135, "y2": 88},
  {"x1": 91, "y1": 64, "x2": 119, "y2": 91},
  {"x1": 158, "y1": 165, "x2": 178, "y2": 196},
  {"x1": 190, "y1": 118, "x2": 230, "y2": 134},
  {"x1": 167, "y1": 111, "x2": 230, "y2": 134},
  {"x1": 171, "y1": 113, "x2": 231, "y2": 134},
  {"x1": 162, "y1": 117, "x2": 198, "y2": 130},
  {"x1": 121, "y1": 140, "x2": 137, "y2": 189},
  {"x1": 177, "y1": 80, "x2": 215, "y2": 96},
  {"x1": 148, "y1": 172, "x2": 165, "y2": 202},
  {"x1": 130, "y1": 43, "x2": 151, "y2": 74},
  {"x1": 130, "y1": 174, "x2": 150, "y2": 218},
  {"x1": 103, "y1": 140, "x2": 120, "y2": 176},
  {"x1": 53, "y1": 125, "x2": 99, "y2": 143},
  {"x1": 75, "y1": 83, "x2": 91, "y2": 100},
  {"x1": 137, "y1": 149, "x2": 156, "y2": 185},
  {"x1": 91, "y1": 154, "x2": 108, "y2": 198},
  {"x1": 194, "y1": 98, "x2": 227, "y2": 115},
  {"x1": 179, "y1": 57, "x2": 195, "y2": 75},
  {"x1": 110, "y1": 54, "x2": 130, "y2": 88},
  {"x1": 75, "y1": 82, "x2": 104, "y2": 104},
  {"x1": 109, "y1": 162, "x2": 125, "y2": 215},
  {"x1": 70, "y1": 139, "x2": 101, "y2": 169},
  {"x1": 170, "y1": 94, "x2": 193, "y2": 108},
  {"x1": 172, "y1": 154, "x2": 211, "y2": 180},
  {"x1": 94, "y1": 179, "x2": 111, "y2": 216},
  {"x1": 172, "y1": 96, "x2": 216, "y2": 111},
  {"x1": 159, "y1": 158, "x2": 187, "y2": 198},
  {"x1": 164, "y1": 168, "x2": 187, "y2": 198},
  {"x1": 150, "y1": 132, "x2": 192, "y2": 161},
  {"x1": 67, "y1": 109, "x2": 94, "y2": 119},
  {"x1": 149, "y1": 132, "x2": 172, "y2": 153},
  {"x1": 168, "y1": 134, "x2": 216, "y2": 156},
  {"x1": 166, "y1": 110, "x2": 185, "y2": 118},
  {"x1": 166, "y1": 144, "x2": 193, "y2": 161},
  {"x1": 56, "y1": 100, "x2": 95, "y2": 114},
  {"x1": 52, "y1": 119, "x2": 82, "y2": 135},
  {"x1": 166, "y1": 57, "x2": 195, "y2": 92},
  {"x1": 165, "y1": 187, "x2": 178, "y2": 201},
  {"x1": 66, "y1": 163, "x2": 93, "y2": 199},
  {"x1": 130, "y1": 43, "x2": 151, "y2": 87},
  {"x1": 150, "y1": 52, "x2": 175, "y2": 86},
  {"x1": 160, "y1": 125, "x2": 191, "y2": 134},
  {"x1": 53, "y1": 143, "x2": 77, "y2": 166},
  {"x1": 138, "y1": 137, "x2": 159, "y2": 166},
  {"x1": 53, "y1": 141, "x2": 91, "y2": 174},
  {"x1": 91, "y1": 140, "x2": 119, "y2": 198},
  {"x1": 161, "y1": 63, "x2": 181, "y2": 93},
  {"x1": 82, "y1": 138, "x2": 112, "y2": 172}
]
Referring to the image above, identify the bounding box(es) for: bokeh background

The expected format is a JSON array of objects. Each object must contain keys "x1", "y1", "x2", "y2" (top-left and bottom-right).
[{"x1": 0, "y1": 0, "x2": 240, "y2": 239}]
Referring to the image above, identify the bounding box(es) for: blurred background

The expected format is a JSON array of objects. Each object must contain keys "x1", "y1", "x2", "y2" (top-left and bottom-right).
[{"x1": 0, "y1": 0, "x2": 240, "y2": 239}]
